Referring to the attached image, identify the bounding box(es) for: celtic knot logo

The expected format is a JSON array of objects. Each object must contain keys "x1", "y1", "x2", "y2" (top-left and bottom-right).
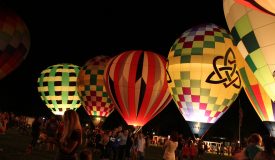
[{"x1": 206, "y1": 48, "x2": 241, "y2": 89}]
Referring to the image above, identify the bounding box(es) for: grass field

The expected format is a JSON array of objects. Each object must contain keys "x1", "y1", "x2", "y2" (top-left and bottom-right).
[{"x1": 0, "y1": 128, "x2": 233, "y2": 160}]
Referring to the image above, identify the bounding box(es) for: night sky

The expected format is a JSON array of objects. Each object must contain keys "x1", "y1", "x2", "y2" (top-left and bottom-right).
[{"x1": 0, "y1": 1, "x2": 269, "y2": 139}]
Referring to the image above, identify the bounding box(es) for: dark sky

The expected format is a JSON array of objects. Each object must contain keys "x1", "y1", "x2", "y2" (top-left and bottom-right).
[{"x1": 0, "y1": 0, "x2": 269, "y2": 139}]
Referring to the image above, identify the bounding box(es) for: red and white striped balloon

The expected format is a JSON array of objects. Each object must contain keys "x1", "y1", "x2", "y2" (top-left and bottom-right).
[{"x1": 104, "y1": 50, "x2": 172, "y2": 127}]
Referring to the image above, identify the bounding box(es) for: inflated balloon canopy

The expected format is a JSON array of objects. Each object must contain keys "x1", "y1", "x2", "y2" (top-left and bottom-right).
[
  {"x1": 0, "y1": 9, "x2": 30, "y2": 80},
  {"x1": 167, "y1": 23, "x2": 241, "y2": 137},
  {"x1": 77, "y1": 55, "x2": 115, "y2": 127},
  {"x1": 37, "y1": 64, "x2": 81, "y2": 115},
  {"x1": 104, "y1": 50, "x2": 172, "y2": 127}
]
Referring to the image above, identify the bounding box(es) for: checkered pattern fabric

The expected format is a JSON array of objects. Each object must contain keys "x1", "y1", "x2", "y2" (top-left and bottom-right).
[
  {"x1": 224, "y1": 0, "x2": 275, "y2": 101},
  {"x1": 0, "y1": 9, "x2": 30, "y2": 80},
  {"x1": 77, "y1": 56, "x2": 114, "y2": 117},
  {"x1": 37, "y1": 64, "x2": 81, "y2": 115},
  {"x1": 167, "y1": 23, "x2": 241, "y2": 123},
  {"x1": 236, "y1": 46, "x2": 275, "y2": 122}
]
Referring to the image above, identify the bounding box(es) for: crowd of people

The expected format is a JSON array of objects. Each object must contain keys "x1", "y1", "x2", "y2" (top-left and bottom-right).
[{"x1": 1, "y1": 111, "x2": 275, "y2": 160}]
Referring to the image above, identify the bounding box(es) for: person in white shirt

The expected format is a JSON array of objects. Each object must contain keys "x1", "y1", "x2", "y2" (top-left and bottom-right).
[{"x1": 163, "y1": 132, "x2": 178, "y2": 160}]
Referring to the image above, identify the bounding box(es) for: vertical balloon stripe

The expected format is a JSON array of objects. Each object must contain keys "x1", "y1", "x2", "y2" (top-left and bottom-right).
[
  {"x1": 62, "y1": 65, "x2": 69, "y2": 105},
  {"x1": 113, "y1": 53, "x2": 130, "y2": 121},
  {"x1": 251, "y1": 83, "x2": 270, "y2": 120},
  {"x1": 49, "y1": 66, "x2": 58, "y2": 111},
  {"x1": 137, "y1": 52, "x2": 155, "y2": 122},
  {"x1": 136, "y1": 52, "x2": 145, "y2": 115},
  {"x1": 143, "y1": 72, "x2": 169, "y2": 123},
  {"x1": 240, "y1": 68, "x2": 267, "y2": 120},
  {"x1": 129, "y1": 51, "x2": 142, "y2": 123},
  {"x1": 143, "y1": 55, "x2": 166, "y2": 117}
]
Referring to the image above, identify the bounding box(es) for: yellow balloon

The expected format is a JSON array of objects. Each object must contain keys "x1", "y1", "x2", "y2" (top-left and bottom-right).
[{"x1": 167, "y1": 23, "x2": 242, "y2": 138}]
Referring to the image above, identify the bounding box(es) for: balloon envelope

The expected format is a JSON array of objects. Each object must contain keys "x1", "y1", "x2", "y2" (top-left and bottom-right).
[
  {"x1": 0, "y1": 9, "x2": 30, "y2": 80},
  {"x1": 77, "y1": 56, "x2": 115, "y2": 127},
  {"x1": 236, "y1": 46, "x2": 275, "y2": 136},
  {"x1": 167, "y1": 23, "x2": 241, "y2": 138},
  {"x1": 104, "y1": 50, "x2": 172, "y2": 127},
  {"x1": 224, "y1": 0, "x2": 275, "y2": 101},
  {"x1": 37, "y1": 64, "x2": 81, "y2": 115}
]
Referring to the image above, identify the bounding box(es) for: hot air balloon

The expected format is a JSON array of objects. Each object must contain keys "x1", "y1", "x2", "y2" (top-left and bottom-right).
[
  {"x1": 167, "y1": 23, "x2": 241, "y2": 138},
  {"x1": 0, "y1": 9, "x2": 30, "y2": 80},
  {"x1": 77, "y1": 56, "x2": 115, "y2": 128},
  {"x1": 104, "y1": 50, "x2": 172, "y2": 131},
  {"x1": 37, "y1": 64, "x2": 81, "y2": 116},
  {"x1": 235, "y1": 47, "x2": 275, "y2": 137},
  {"x1": 224, "y1": 0, "x2": 275, "y2": 101}
]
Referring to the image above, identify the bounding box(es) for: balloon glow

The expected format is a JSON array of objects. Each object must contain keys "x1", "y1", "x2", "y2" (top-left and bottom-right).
[
  {"x1": 0, "y1": 9, "x2": 31, "y2": 80},
  {"x1": 77, "y1": 56, "x2": 114, "y2": 127},
  {"x1": 37, "y1": 64, "x2": 81, "y2": 115},
  {"x1": 104, "y1": 50, "x2": 172, "y2": 127},
  {"x1": 236, "y1": 47, "x2": 275, "y2": 137},
  {"x1": 224, "y1": 0, "x2": 275, "y2": 101},
  {"x1": 167, "y1": 24, "x2": 241, "y2": 138}
]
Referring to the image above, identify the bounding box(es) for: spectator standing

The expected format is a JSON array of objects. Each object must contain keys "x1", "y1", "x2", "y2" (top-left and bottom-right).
[
  {"x1": 163, "y1": 132, "x2": 178, "y2": 160},
  {"x1": 55, "y1": 110, "x2": 82, "y2": 160}
]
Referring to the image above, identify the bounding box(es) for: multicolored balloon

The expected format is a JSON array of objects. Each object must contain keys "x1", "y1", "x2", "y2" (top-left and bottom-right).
[
  {"x1": 235, "y1": 0, "x2": 275, "y2": 16},
  {"x1": 224, "y1": 0, "x2": 275, "y2": 101},
  {"x1": 235, "y1": 46, "x2": 275, "y2": 137},
  {"x1": 104, "y1": 50, "x2": 172, "y2": 127},
  {"x1": 37, "y1": 64, "x2": 81, "y2": 115},
  {"x1": 0, "y1": 9, "x2": 30, "y2": 80},
  {"x1": 167, "y1": 23, "x2": 241, "y2": 138},
  {"x1": 77, "y1": 56, "x2": 115, "y2": 127}
]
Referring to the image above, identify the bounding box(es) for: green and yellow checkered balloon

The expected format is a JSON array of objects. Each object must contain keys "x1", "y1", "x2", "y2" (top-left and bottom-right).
[{"x1": 37, "y1": 64, "x2": 81, "y2": 115}]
